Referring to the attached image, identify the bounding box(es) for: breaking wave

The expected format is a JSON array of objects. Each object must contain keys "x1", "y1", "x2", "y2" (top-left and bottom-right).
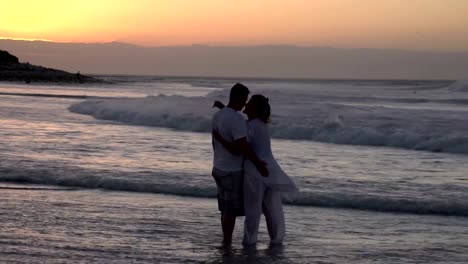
[
  {"x1": 447, "y1": 80, "x2": 468, "y2": 92},
  {"x1": 1, "y1": 171, "x2": 467, "y2": 217},
  {"x1": 69, "y1": 93, "x2": 468, "y2": 154}
]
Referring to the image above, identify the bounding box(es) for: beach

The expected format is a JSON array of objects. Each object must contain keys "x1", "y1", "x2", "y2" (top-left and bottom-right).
[{"x1": 1, "y1": 77, "x2": 468, "y2": 263}]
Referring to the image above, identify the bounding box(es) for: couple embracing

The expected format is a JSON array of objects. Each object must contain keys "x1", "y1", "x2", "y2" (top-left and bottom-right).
[{"x1": 211, "y1": 83, "x2": 297, "y2": 246}]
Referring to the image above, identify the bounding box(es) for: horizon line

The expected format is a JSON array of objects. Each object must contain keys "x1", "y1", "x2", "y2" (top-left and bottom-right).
[
  {"x1": 1, "y1": 37, "x2": 467, "y2": 53},
  {"x1": 87, "y1": 73, "x2": 457, "y2": 82}
]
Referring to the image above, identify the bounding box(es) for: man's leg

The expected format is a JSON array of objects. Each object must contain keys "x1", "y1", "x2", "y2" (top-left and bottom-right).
[
  {"x1": 213, "y1": 169, "x2": 243, "y2": 244},
  {"x1": 221, "y1": 213, "x2": 236, "y2": 244}
]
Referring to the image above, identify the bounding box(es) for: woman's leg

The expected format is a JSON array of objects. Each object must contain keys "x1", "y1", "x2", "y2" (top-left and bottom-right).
[
  {"x1": 263, "y1": 189, "x2": 285, "y2": 244},
  {"x1": 243, "y1": 174, "x2": 265, "y2": 245}
]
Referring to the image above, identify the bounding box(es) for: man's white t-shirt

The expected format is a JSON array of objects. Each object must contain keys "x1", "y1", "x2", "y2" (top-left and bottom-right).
[{"x1": 212, "y1": 107, "x2": 247, "y2": 172}]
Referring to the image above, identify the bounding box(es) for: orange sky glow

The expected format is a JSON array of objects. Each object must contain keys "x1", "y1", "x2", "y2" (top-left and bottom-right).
[{"x1": 1, "y1": 0, "x2": 468, "y2": 51}]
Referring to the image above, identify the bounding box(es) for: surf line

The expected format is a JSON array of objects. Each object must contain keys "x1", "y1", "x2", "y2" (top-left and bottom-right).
[
  {"x1": 0, "y1": 92, "x2": 99, "y2": 99},
  {"x1": 0, "y1": 186, "x2": 80, "y2": 191}
]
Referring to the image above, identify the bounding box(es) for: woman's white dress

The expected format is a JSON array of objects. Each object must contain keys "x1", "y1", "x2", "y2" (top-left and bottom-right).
[{"x1": 243, "y1": 118, "x2": 298, "y2": 245}]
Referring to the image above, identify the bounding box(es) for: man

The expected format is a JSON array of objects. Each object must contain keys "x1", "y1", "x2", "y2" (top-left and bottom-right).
[{"x1": 211, "y1": 83, "x2": 268, "y2": 245}]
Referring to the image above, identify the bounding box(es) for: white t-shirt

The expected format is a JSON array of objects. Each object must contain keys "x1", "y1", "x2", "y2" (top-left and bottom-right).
[{"x1": 212, "y1": 107, "x2": 247, "y2": 172}]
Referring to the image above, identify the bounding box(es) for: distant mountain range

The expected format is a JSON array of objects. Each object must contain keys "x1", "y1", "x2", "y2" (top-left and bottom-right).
[{"x1": 1, "y1": 39, "x2": 467, "y2": 80}]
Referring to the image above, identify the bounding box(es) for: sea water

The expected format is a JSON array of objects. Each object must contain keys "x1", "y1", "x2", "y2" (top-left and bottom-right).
[{"x1": 0, "y1": 77, "x2": 467, "y2": 263}]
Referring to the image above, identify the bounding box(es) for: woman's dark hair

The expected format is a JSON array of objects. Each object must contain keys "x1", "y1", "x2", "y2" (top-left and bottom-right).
[{"x1": 249, "y1": 94, "x2": 271, "y2": 123}]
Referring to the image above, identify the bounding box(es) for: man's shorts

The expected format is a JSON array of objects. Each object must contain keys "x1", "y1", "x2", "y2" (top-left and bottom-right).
[{"x1": 212, "y1": 167, "x2": 245, "y2": 216}]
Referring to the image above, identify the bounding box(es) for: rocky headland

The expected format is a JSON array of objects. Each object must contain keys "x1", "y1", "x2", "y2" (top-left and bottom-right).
[{"x1": 0, "y1": 50, "x2": 101, "y2": 83}]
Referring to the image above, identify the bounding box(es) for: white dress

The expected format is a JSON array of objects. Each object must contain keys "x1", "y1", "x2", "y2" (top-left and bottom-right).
[{"x1": 243, "y1": 118, "x2": 298, "y2": 245}]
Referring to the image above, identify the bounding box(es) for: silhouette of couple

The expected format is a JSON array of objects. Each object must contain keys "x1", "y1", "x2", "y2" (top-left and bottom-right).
[{"x1": 211, "y1": 83, "x2": 297, "y2": 246}]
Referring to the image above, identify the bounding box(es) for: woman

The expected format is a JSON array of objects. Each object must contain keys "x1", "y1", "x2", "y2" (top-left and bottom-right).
[{"x1": 213, "y1": 95, "x2": 298, "y2": 245}]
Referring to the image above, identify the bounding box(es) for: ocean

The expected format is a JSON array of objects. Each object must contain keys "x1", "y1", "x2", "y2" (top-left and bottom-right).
[{"x1": 1, "y1": 77, "x2": 467, "y2": 263}]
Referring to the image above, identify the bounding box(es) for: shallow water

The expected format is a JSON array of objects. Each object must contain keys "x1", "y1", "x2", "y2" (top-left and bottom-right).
[
  {"x1": 1, "y1": 82, "x2": 467, "y2": 216},
  {"x1": 1, "y1": 78, "x2": 468, "y2": 263},
  {"x1": 1, "y1": 187, "x2": 467, "y2": 263}
]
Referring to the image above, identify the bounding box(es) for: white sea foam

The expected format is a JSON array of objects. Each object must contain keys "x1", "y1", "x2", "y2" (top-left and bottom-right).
[
  {"x1": 69, "y1": 95, "x2": 213, "y2": 132},
  {"x1": 1, "y1": 171, "x2": 467, "y2": 216},
  {"x1": 69, "y1": 84, "x2": 468, "y2": 154}
]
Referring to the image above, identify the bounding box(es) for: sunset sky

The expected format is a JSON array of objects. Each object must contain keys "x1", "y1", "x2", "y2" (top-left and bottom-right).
[{"x1": 1, "y1": 0, "x2": 468, "y2": 51}]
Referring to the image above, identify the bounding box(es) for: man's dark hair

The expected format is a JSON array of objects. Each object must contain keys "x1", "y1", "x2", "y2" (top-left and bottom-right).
[{"x1": 229, "y1": 83, "x2": 250, "y2": 101}]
